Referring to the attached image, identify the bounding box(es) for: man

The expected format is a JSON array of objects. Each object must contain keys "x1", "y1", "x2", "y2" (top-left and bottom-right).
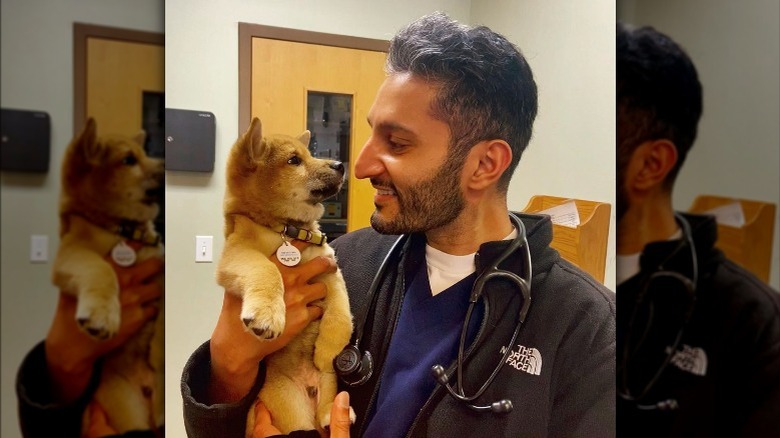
[
  {"x1": 616, "y1": 23, "x2": 780, "y2": 437},
  {"x1": 183, "y1": 13, "x2": 615, "y2": 437}
]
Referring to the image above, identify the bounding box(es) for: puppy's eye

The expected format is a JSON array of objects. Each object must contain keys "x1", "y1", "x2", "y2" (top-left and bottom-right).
[
  {"x1": 122, "y1": 155, "x2": 138, "y2": 165},
  {"x1": 287, "y1": 156, "x2": 302, "y2": 166}
]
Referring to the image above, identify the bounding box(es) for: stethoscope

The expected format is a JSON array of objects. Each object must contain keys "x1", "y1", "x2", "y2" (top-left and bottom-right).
[
  {"x1": 618, "y1": 213, "x2": 698, "y2": 411},
  {"x1": 333, "y1": 213, "x2": 532, "y2": 414}
]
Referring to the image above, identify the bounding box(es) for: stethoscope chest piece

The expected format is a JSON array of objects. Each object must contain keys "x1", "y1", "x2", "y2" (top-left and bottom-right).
[{"x1": 334, "y1": 344, "x2": 374, "y2": 386}]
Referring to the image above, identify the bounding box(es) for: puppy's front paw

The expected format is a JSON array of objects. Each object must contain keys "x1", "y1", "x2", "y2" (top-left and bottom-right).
[
  {"x1": 240, "y1": 295, "x2": 286, "y2": 340},
  {"x1": 75, "y1": 295, "x2": 120, "y2": 340},
  {"x1": 320, "y1": 403, "x2": 356, "y2": 432}
]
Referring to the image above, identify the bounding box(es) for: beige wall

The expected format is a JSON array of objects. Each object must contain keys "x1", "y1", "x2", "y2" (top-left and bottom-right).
[
  {"x1": 618, "y1": 0, "x2": 780, "y2": 288},
  {"x1": 0, "y1": 2, "x2": 163, "y2": 436}
]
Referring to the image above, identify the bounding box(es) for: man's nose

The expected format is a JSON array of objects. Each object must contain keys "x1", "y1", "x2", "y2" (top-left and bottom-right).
[{"x1": 354, "y1": 135, "x2": 382, "y2": 180}]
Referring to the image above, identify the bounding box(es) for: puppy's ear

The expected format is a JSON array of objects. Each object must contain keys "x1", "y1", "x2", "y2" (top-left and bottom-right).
[
  {"x1": 239, "y1": 117, "x2": 267, "y2": 169},
  {"x1": 132, "y1": 130, "x2": 147, "y2": 147},
  {"x1": 297, "y1": 130, "x2": 311, "y2": 148},
  {"x1": 78, "y1": 118, "x2": 107, "y2": 166},
  {"x1": 247, "y1": 118, "x2": 264, "y2": 160}
]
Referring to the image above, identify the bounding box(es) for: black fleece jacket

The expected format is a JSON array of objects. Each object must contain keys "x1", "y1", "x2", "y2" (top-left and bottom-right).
[
  {"x1": 182, "y1": 213, "x2": 616, "y2": 437},
  {"x1": 617, "y1": 213, "x2": 780, "y2": 437},
  {"x1": 16, "y1": 342, "x2": 159, "y2": 437}
]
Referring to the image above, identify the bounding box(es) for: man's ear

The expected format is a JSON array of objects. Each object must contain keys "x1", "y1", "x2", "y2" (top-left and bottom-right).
[
  {"x1": 465, "y1": 139, "x2": 513, "y2": 191},
  {"x1": 631, "y1": 139, "x2": 678, "y2": 190}
]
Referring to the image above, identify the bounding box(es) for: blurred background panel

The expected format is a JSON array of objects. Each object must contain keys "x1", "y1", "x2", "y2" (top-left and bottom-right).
[
  {"x1": 618, "y1": 0, "x2": 780, "y2": 288},
  {"x1": 0, "y1": 1, "x2": 163, "y2": 437}
]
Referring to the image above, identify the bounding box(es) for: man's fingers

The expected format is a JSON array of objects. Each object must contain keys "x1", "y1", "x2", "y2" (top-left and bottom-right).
[
  {"x1": 330, "y1": 391, "x2": 352, "y2": 438},
  {"x1": 254, "y1": 400, "x2": 271, "y2": 424},
  {"x1": 253, "y1": 402, "x2": 282, "y2": 437},
  {"x1": 306, "y1": 305, "x2": 324, "y2": 323},
  {"x1": 284, "y1": 283, "x2": 328, "y2": 307},
  {"x1": 85, "y1": 401, "x2": 117, "y2": 437},
  {"x1": 293, "y1": 256, "x2": 337, "y2": 285},
  {"x1": 120, "y1": 282, "x2": 163, "y2": 306},
  {"x1": 119, "y1": 305, "x2": 159, "y2": 336},
  {"x1": 115, "y1": 256, "x2": 163, "y2": 287}
]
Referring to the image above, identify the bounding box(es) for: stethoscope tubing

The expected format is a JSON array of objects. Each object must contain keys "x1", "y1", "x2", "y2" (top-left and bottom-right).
[
  {"x1": 439, "y1": 213, "x2": 532, "y2": 405},
  {"x1": 618, "y1": 213, "x2": 698, "y2": 407}
]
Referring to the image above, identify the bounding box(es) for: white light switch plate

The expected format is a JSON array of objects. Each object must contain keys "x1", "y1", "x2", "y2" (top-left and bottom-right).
[
  {"x1": 195, "y1": 235, "x2": 213, "y2": 262},
  {"x1": 30, "y1": 235, "x2": 48, "y2": 262}
]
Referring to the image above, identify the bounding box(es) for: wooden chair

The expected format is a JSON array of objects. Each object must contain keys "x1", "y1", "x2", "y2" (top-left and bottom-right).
[
  {"x1": 688, "y1": 195, "x2": 776, "y2": 283},
  {"x1": 522, "y1": 195, "x2": 611, "y2": 283}
]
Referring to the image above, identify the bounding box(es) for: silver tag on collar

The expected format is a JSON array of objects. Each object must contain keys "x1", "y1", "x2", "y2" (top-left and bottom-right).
[
  {"x1": 276, "y1": 242, "x2": 301, "y2": 267},
  {"x1": 111, "y1": 241, "x2": 137, "y2": 267}
]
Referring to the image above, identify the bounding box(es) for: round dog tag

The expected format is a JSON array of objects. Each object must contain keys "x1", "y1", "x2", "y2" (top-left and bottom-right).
[
  {"x1": 111, "y1": 241, "x2": 137, "y2": 267},
  {"x1": 276, "y1": 243, "x2": 301, "y2": 267}
]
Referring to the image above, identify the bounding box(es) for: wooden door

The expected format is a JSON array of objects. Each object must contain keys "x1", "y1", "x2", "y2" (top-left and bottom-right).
[
  {"x1": 74, "y1": 23, "x2": 164, "y2": 138},
  {"x1": 86, "y1": 38, "x2": 164, "y2": 137},
  {"x1": 241, "y1": 25, "x2": 388, "y2": 233}
]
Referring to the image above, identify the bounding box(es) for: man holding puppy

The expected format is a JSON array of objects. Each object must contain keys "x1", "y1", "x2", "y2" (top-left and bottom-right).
[{"x1": 183, "y1": 12, "x2": 615, "y2": 437}]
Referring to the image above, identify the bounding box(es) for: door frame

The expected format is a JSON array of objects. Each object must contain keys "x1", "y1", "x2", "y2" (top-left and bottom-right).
[
  {"x1": 73, "y1": 23, "x2": 164, "y2": 135},
  {"x1": 237, "y1": 23, "x2": 389, "y2": 134}
]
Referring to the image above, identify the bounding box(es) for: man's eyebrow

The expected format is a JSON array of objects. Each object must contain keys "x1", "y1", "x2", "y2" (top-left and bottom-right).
[{"x1": 366, "y1": 118, "x2": 416, "y2": 137}]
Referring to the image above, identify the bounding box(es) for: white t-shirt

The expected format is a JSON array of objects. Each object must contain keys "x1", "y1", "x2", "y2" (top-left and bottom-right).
[
  {"x1": 426, "y1": 228, "x2": 518, "y2": 296},
  {"x1": 617, "y1": 228, "x2": 682, "y2": 285}
]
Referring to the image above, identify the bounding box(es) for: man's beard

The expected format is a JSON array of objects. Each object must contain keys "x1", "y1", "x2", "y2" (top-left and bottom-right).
[{"x1": 370, "y1": 154, "x2": 466, "y2": 235}]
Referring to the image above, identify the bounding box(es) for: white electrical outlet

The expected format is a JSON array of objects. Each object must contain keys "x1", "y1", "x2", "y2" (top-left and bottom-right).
[
  {"x1": 30, "y1": 235, "x2": 48, "y2": 262},
  {"x1": 195, "y1": 235, "x2": 213, "y2": 262}
]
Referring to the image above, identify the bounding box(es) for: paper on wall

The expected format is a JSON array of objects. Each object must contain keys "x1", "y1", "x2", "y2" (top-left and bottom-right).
[
  {"x1": 703, "y1": 201, "x2": 745, "y2": 228},
  {"x1": 537, "y1": 200, "x2": 580, "y2": 228}
]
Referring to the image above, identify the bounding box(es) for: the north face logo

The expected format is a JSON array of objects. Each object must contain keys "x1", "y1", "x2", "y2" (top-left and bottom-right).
[
  {"x1": 670, "y1": 344, "x2": 707, "y2": 376},
  {"x1": 500, "y1": 344, "x2": 542, "y2": 375}
]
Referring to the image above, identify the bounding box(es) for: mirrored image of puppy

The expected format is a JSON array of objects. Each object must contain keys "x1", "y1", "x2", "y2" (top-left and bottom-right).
[
  {"x1": 52, "y1": 118, "x2": 164, "y2": 435},
  {"x1": 217, "y1": 117, "x2": 354, "y2": 435}
]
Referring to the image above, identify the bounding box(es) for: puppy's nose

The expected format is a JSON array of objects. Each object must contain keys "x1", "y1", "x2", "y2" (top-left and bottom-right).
[{"x1": 330, "y1": 161, "x2": 345, "y2": 175}]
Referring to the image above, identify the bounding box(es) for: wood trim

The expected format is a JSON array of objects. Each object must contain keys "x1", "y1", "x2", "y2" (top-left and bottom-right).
[
  {"x1": 238, "y1": 23, "x2": 253, "y2": 138},
  {"x1": 238, "y1": 22, "x2": 390, "y2": 135},
  {"x1": 73, "y1": 23, "x2": 164, "y2": 135}
]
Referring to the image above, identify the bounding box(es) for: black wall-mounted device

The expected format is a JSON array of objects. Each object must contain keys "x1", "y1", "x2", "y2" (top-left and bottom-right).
[
  {"x1": 1, "y1": 108, "x2": 51, "y2": 172},
  {"x1": 164, "y1": 108, "x2": 216, "y2": 172}
]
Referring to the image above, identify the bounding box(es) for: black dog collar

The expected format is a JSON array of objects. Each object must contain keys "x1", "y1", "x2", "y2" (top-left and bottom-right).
[{"x1": 116, "y1": 220, "x2": 161, "y2": 246}]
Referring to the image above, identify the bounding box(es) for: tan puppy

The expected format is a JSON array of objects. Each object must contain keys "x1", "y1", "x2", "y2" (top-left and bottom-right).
[
  {"x1": 217, "y1": 117, "x2": 354, "y2": 435},
  {"x1": 52, "y1": 118, "x2": 164, "y2": 435}
]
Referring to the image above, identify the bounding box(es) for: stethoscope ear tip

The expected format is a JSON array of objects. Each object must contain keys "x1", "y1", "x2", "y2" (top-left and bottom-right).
[
  {"x1": 492, "y1": 399, "x2": 513, "y2": 413},
  {"x1": 431, "y1": 364, "x2": 449, "y2": 384}
]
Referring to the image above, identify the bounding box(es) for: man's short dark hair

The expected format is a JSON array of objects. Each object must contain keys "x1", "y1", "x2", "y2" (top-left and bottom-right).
[
  {"x1": 617, "y1": 22, "x2": 703, "y2": 190},
  {"x1": 387, "y1": 12, "x2": 538, "y2": 192}
]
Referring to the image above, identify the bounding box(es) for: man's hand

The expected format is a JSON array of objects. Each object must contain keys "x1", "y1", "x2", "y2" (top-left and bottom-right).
[
  {"x1": 252, "y1": 391, "x2": 353, "y2": 438},
  {"x1": 208, "y1": 240, "x2": 337, "y2": 404},
  {"x1": 328, "y1": 391, "x2": 352, "y2": 438},
  {"x1": 252, "y1": 401, "x2": 281, "y2": 437},
  {"x1": 84, "y1": 401, "x2": 119, "y2": 437},
  {"x1": 44, "y1": 253, "x2": 163, "y2": 404}
]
